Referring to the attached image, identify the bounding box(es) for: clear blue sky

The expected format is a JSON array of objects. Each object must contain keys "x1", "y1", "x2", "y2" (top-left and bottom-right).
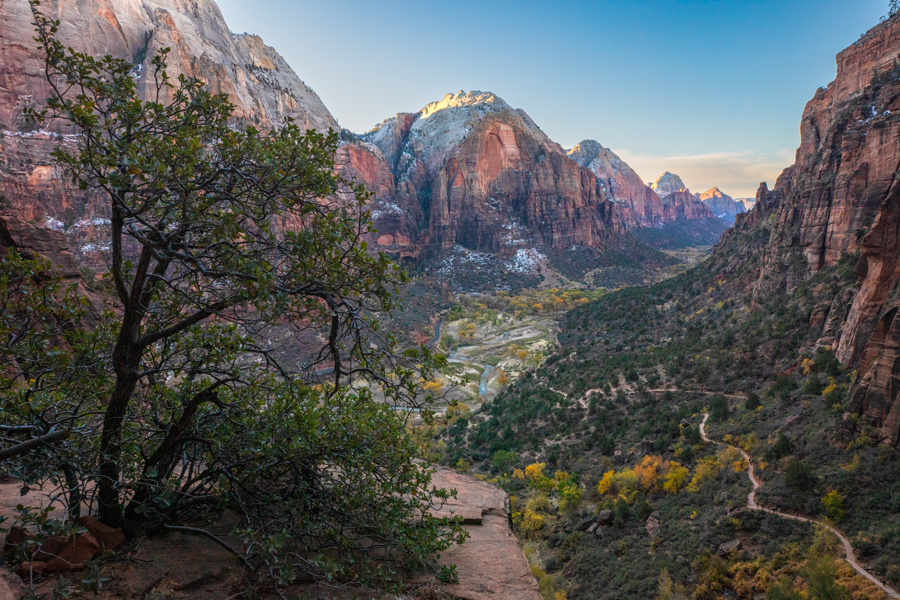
[{"x1": 216, "y1": 0, "x2": 885, "y2": 197}]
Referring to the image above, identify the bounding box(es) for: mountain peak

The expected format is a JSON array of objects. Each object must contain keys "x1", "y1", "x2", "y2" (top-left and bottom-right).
[
  {"x1": 419, "y1": 91, "x2": 510, "y2": 119},
  {"x1": 567, "y1": 140, "x2": 606, "y2": 166},
  {"x1": 650, "y1": 172, "x2": 688, "y2": 196},
  {"x1": 698, "y1": 187, "x2": 729, "y2": 201}
]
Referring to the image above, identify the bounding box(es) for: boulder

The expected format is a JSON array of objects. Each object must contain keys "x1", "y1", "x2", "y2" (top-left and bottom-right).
[
  {"x1": 0, "y1": 567, "x2": 25, "y2": 600},
  {"x1": 586, "y1": 522, "x2": 598, "y2": 534},
  {"x1": 3, "y1": 527, "x2": 28, "y2": 553},
  {"x1": 596, "y1": 510, "x2": 613, "y2": 526},
  {"x1": 43, "y1": 532, "x2": 101, "y2": 573},
  {"x1": 576, "y1": 517, "x2": 595, "y2": 532},
  {"x1": 645, "y1": 512, "x2": 661, "y2": 540},
  {"x1": 13, "y1": 561, "x2": 45, "y2": 580},
  {"x1": 718, "y1": 539, "x2": 742, "y2": 554},
  {"x1": 76, "y1": 516, "x2": 125, "y2": 550}
]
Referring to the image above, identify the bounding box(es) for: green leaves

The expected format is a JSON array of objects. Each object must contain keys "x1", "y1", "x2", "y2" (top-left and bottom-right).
[{"x1": 8, "y1": 3, "x2": 463, "y2": 590}]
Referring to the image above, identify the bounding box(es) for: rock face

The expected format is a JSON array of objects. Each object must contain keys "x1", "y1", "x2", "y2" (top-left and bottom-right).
[
  {"x1": 0, "y1": 0, "x2": 336, "y2": 263},
  {"x1": 650, "y1": 172, "x2": 688, "y2": 197},
  {"x1": 351, "y1": 92, "x2": 625, "y2": 260},
  {"x1": 568, "y1": 143, "x2": 720, "y2": 229},
  {"x1": 567, "y1": 140, "x2": 664, "y2": 227},
  {"x1": 421, "y1": 467, "x2": 542, "y2": 600},
  {"x1": 711, "y1": 13, "x2": 900, "y2": 446},
  {"x1": 699, "y1": 187, "x2": 755, "y2": 223}
]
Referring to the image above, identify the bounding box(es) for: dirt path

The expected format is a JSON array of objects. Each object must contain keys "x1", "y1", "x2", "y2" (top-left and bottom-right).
[
  {"x1": 700, "y1": 413, "x2": 900, "y2": 599},
  {"x1": 649, "y1": 388, "x2": 747, "y2": 400}
]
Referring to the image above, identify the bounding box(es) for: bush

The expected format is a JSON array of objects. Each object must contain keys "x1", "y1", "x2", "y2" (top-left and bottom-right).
[
  {"x1": 785, "y1": 458, "x2": 815, "y2": 491},
  {"x1": 709, "y1": 395, "x2": 730, "y2": 421}
]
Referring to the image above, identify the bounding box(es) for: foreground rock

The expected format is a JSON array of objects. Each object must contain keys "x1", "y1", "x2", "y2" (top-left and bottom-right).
[
  {"x1": 419, "y1": 467, "x2": 542, "y2": 600},
  {"x1": 0, "y1": 469, "x2": 538, "y2": 599}
]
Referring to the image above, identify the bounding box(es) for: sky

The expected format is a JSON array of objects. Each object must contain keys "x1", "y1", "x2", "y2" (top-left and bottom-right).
[{"x1": 216, "y1": 0, "x2": 886, "y2": 198}]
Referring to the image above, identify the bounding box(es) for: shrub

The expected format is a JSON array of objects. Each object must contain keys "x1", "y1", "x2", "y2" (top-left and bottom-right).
[
  {"x1": 785, "y1": 457, "x2": 815, "y2": 491},
  {"x1": 821, "y1": 490, "x2": 846, "y2": 522}
]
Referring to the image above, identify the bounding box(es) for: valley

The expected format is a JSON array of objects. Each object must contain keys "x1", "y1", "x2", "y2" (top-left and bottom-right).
[{"x1": 0, "y1": 1, "x2": 899, "y2": 600}]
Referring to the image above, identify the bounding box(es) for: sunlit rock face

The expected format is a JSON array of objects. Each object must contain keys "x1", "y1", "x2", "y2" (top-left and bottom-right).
[
  {"x1": 699, "y1": 187, "x2": 755, "y2": 223},
  {"x1": 0, "y1": 0, "x2": 336, "y2": 267},
  {"x1": 709, "y1": 13, "x2": 900, "y2": 446},
  {"x1": 650, "y1": 171, "x2": 689, "y2": 197},
  {"x1": 350, "y1": 91, "x2": 625, "y2": 260}
]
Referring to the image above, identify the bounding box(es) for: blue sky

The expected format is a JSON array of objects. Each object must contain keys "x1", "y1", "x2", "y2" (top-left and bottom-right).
[{"x1": 217, "y1": 0, "x2": 885, "y2": 197}]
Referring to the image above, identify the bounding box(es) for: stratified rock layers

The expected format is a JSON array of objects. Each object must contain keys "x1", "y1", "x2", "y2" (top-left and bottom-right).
[
  {"x1": 712, "y1": 14, "x2": 900, "y2": 446},
  {"x1": 352, "y1": 92, "x2": 625, "y2": 259},
  {"x1": 0, "y1": 0, "x2": 337, "y2": 263}
]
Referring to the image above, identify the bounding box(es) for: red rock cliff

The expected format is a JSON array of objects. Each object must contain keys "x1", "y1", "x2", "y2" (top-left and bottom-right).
[
  {"x1": 711, "y1": 14, "x2": 900, "y2": 446},
  {"x1": 356, "y1": 92, "x2": 625, "y2": 259},
  {"x1": 0, "y1": 0, "x2": 336, "y2": 265}
]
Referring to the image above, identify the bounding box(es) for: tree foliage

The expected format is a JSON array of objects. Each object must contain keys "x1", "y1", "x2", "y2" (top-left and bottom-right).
[{"x1": 0, "y1": 2, "x2": 466, "y2": 590}]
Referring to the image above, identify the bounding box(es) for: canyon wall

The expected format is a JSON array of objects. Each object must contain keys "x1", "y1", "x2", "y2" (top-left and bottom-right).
[
  {"x1": 711, "y1": 14, "x2": 900, "y2": 446},
  {"x1": 351, "y1": 92, "x2": 626, "y2": 261},
  {"x1": 0, "y1": 0, "x2": 336, "y2": 265}
]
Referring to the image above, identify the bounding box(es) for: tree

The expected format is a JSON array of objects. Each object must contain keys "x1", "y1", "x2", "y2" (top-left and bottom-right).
[
  {"x1": 1, "y1": 3, "x2": 466, "y2": 589},
  {"x1": 804, "y1": 557, "x2": 851, "y2": 600},
  {"x1": 785, "y1": 457, "x2": 815, "y2": 491},
  {"x1": 821, "y1": 490, "x2": 846, "y2": 522},
  {"x1": 709, "y1": 395, "x2": 729, "y2": 421}
]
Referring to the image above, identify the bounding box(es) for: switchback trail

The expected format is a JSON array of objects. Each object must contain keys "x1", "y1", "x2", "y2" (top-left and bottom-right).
[{"x1": 700, "y1": 413, "x2": 900, "y2": 599}]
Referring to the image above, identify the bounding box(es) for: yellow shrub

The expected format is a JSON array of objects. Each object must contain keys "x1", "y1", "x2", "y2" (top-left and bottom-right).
[
  {"x1": 525, "y1": 462, "x2": 546, "y2": 481},
  {"x1": 520, "y1": 509, "x2": 545, "y2": 535},
  {"x1": 512, "y1": 468, "x2": 525, "y2": 480},
  {"x1": 597, "y1": 470, "x2": 616, "y2": 496},
  {"x1": 664, "y1": 463, "x2": 690, "y2": 494},
  {"x1": 688, "y1": 457, "x2": 722, "y2": 492},
  {"x1": 422, "y1": 379, "x2": 443, "y2": 394},
  {"x1": 802, "y1": 358, "x2": 817, "y2": 375}
]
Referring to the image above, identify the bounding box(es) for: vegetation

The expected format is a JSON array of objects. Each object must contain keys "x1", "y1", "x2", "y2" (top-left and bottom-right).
[
  {"x1": 442, "y1": 233, "x2": 899, "y2": 598},
  {"x1": 0, "y1": 5, "x2": 465, "y2": 594}
]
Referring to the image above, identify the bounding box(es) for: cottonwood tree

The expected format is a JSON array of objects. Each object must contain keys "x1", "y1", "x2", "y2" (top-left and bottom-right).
[{"x1": 0, "y1": 2, "x2": 465, "y2": 590}]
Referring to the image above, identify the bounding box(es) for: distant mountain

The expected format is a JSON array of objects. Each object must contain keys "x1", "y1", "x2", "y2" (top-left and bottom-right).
[
  {"x1": 698, "y1": 187, "x2": 755, "y2": 223},
  {"x1": 649, "y1": 171, "x2": 688, "y2": 197},
  {"x1": 345, "y1": 91, "x2": 625, "y2": 270}
]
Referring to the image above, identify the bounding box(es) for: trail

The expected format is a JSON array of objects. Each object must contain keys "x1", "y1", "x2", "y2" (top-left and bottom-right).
[{"x1": 700, "y1": 413, "x2": 900, "y2": 599}]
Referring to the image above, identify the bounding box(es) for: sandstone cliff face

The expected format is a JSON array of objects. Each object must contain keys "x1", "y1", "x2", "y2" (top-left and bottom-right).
[
  {"x1": 0, "y1": 0, "x2": 336, "y2": 263},
  {"x1": 355, "y1": 92, "x2": 625, "y2": 260},
  {"x1": 568, "y1": 140, "x2": 664, "y2": 228},
  {"x1": 711, "y1": 14, "x2": 900, "y2": 446},
  {"x1": 699, "y1": 187, "x2": 754, "y2": 223}
]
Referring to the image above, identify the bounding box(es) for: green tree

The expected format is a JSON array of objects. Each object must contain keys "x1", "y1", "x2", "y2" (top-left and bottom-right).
[
  {"x1": 785, "y1": 457, "x2": 816, "y2": 491},
  {"x1": 766, "y1": 577, "x2": 804, "y2": 600},
  {"x1": 804, "y1": 556, "x2": 851, "y2": 600},
  {"x1": 1, "y1": 3, "x2": 467, "y2": 590},
  {"x1": 709, "y1": 395, "x2": 730, "y2": 421}
]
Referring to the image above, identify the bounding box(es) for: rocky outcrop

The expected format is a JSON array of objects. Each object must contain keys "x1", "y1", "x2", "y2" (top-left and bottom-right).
[
  {"x1": 650, "y1": 172, "x2": 688, "y2": 197},
  {"x1": 699, "y1": 187, "x2": 755, "y2": 223},
  {"x1": 0, "y1": 0, "x2": 336, "y2": 263},
  {"x1": 420, "y1": 467, "x2": 542, "y2": 600},
  {"x1": 568, "y1": 140, "x2": 665, "y2": 228},
  {"x1": 710, "y1": 13, "x2": 900, "y2": 446},
  {"x1": 354, "y1": 92, "x2": 626, "y2": 260}
]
